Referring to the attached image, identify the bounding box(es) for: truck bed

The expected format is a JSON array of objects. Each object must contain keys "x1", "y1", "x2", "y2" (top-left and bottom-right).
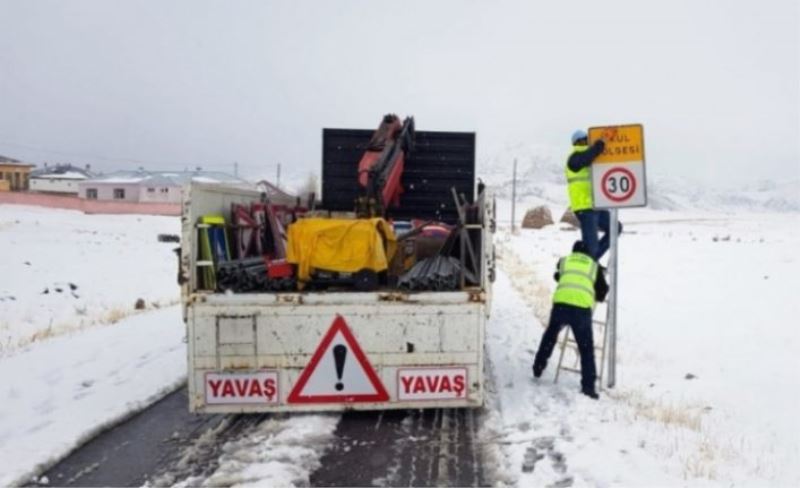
[{"x1": 181, "y1": 165, "x2": 493, "y2": 413}]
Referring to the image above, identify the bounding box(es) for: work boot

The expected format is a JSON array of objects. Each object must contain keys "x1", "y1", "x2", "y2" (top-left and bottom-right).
[
  {"x1": 581, "y1": 388, "x2": 599, "y2": 400},
  {"x1": 532, "y1": 363, "x2": 543, "y2": 379}
]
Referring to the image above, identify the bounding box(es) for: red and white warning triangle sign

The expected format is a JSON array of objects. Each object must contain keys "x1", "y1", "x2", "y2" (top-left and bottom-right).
[{"x1": 288, "y1": 315, "x2": 389, "y2": 403}]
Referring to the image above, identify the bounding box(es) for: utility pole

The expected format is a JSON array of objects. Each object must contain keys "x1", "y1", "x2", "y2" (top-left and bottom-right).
[
  {"x1": 511, "y1": 158, "x2": 517, "y2": 231},
  {"x1": 233, "y1": 161, "x2": 238, "y2": 178},
  {"x1": 277, "y1": 163, "x2": 281, "y2": 188}
]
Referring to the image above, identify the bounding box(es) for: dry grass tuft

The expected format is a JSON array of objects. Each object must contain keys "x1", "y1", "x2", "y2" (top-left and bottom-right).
[
  {"x1": 495, "y1": 240, "x2": 553, "y2": 326},
  {"x1": 612, "y1": 389, "x2": 703, "y2": 432},
  {"x1": 27, "y1": 319, "x2": 56, "y2": 344},
  {"x1": 648, "y1": 404, "x2": 703, "y2": 432},
  {"x1": 103, "y1": 307, "x2": 129, "y2": 324},
  {"x1": 5, "y1": 296, "x2": 178, "y2": 355},
  {"x1": 683, "y1": 437, "x2": 718, "y2": 480}
]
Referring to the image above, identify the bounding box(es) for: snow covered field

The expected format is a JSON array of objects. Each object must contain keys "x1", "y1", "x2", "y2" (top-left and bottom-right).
[
  {"x1": 0, "y1": 205, "x2": 181, "y2": 354},
  {"x1": 484, "y1": 205, "x2": 800, "y2": 486},
  {"x1": 0, "y1": 307, "x2": 186, "y2": 486},
  {"x1": 0, "y1": 205, "x2": 187, "y2": 485},
  {"x1": 2, "y1": 199, "x2": 798, "y2": 487}
]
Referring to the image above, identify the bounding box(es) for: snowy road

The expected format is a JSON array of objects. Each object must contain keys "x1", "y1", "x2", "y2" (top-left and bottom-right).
[
  {"x1": 312, "y1": 408, "x2": 487, "y2": 487},
  {"x1": 35, "y1": 390, "x2": 489, "y2": 487}
]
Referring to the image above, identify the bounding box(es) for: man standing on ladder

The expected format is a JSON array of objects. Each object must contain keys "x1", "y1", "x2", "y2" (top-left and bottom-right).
[
  {"x1": 533, "y1": 241, "x2": 609, "y2": 399},
  {"x1": 566, "y1": 129, "x2": 622, "y2": 260}
]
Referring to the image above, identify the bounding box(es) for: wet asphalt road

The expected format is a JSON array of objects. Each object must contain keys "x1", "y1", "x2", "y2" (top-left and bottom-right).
[
  {"x1": 32, "y1": 387, "x2": 225, "y2": 487},
  {"x1": 32, "y1": 387, "x2": 489, "y2": 487}
]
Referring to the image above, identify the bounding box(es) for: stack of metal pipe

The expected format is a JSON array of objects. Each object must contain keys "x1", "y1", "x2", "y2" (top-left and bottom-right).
[
  {"x1": 397, "y1": 255, "x2": 461, "y2": 291},
  {"x1": 216, "y1": 257, "x2": 267, "y2": 292},
  {"x1": 217, "y1": 258, "x2": 297, "y2": 292}
]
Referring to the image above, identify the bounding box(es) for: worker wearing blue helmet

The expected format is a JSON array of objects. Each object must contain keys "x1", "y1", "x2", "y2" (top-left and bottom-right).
[{"x1": 565, "y1": 129, "x2": 622, "y2": 260}]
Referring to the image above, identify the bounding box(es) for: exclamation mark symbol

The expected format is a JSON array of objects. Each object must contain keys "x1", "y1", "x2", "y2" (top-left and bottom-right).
[{"x1": 333, "y1": 344, "x2": 347, "y2": 391}]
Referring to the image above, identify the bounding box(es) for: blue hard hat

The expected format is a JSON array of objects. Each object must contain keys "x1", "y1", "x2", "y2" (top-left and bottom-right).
[{"x1": 571, "y1": 129, "x2": 588, "y2": 145}]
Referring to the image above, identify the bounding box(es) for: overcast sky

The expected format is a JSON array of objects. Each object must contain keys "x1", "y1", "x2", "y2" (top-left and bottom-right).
[{"x1": 0, "y1": 0, "x2": 797, "y2": 187}]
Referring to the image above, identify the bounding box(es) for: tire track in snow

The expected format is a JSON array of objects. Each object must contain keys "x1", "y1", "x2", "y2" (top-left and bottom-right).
[{"x1": 310, "y1": 408, "x2": 488, "y2": 487}]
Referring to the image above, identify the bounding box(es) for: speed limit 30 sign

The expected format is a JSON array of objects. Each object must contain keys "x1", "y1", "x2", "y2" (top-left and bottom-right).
[{"x1": 588, "y1": 124, "x2": 647, "y2": 208}]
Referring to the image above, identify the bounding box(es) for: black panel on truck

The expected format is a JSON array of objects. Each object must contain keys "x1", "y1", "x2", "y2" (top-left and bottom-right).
[{"x1": 322, "y1": 129, "x2": 476, "y2": 223}]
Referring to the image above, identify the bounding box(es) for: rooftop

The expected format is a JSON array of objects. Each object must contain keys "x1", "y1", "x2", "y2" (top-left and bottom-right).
[
  {"x1": 33, "y1": 171, "x2": 91, "y2": 180},
  {"x1": 0, "y1": 155, "x2": 35, "y2": 167},
  {"x1": 82, "y1": 170, "x2": 248, "y2": 187},
  {"x1": 31, "y1": 164, "x2": 95, "y2": 179}
]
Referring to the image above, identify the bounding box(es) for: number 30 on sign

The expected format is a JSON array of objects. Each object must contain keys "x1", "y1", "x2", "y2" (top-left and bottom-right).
[{"x1": 588, "y1": 124, "x2": 648, "y2": 209}]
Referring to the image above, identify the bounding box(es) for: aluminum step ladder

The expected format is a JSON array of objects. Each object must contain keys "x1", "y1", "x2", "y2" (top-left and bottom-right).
[
  {"x1": 553, "y1": 306, "x2": 608, "y2": 389},
  {"x1": 553, "y1": 236, "x2": 619, "y2": 390}
]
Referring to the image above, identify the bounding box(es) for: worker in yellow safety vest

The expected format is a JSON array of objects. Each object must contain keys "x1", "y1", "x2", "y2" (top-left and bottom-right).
[
  {"x1": 566, "y1": 129, "x2": 622, "y2": 261},
  {"x1": 533, "y1": 241, "x2": 609, "y2": 399}
]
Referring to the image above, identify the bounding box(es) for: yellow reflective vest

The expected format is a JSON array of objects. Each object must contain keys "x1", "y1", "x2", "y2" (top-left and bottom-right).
[
  {"x1": 565, "y1": 145, "x2": 593, "y2": 212},
  {"x1": 553, "y1": 252, "x2": 598, "y2": 309}
]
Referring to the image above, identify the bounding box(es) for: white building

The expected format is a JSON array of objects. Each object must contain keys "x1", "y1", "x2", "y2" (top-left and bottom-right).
[
  {"x1": 78, "y1": 170, "x2": 248, "y2": 203},
  {"x1": 29, "y1": 165, "x2": 94, "y2": 194}
]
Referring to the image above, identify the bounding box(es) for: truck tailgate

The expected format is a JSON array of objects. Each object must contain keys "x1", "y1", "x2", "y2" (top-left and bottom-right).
[{"x1": 187, "y1": 291, "x2": 486, "y2": 413}]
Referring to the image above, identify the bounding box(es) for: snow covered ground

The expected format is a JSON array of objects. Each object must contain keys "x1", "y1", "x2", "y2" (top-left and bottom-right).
[
  {"x1": 2, "y1": 198, "x2": 799, "y2": 487},
  {"x1": 483, "y1": 204, "x2": 800, "y2": 486},
  {"x1": 0, "y1": 205, "x2": 181, "y2": 355},
  {"x1": 0, "y1": 306, "x2": 187, "y2": 486},
  {"x1": 0, "y1": 205, "x2": 187, "y2": 485}
]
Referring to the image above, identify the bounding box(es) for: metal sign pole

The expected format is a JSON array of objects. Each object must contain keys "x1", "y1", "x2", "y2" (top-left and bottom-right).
[
  {"x1": 588, "y1": 123, "x2": 645, "y2": 389},
  {"x1": 606, "y1": 208, "x2": 619, "y2": 388}
]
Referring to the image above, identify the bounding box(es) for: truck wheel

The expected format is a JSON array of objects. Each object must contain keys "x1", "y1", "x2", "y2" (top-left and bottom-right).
[{"x1": 353, "y1": 269, "x2": 379, "y2": 291}]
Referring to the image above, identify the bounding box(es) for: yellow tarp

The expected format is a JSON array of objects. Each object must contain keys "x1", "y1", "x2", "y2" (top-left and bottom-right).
[{"x1": 287, "y1": 218, "x2": 397, "y2": 281}]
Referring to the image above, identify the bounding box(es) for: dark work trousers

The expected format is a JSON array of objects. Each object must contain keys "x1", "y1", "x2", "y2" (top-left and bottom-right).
[
  {"x1": 533, "y1": 303, "x2": 596, "y2": 391},
  {"x1": 576, "y1": 209, "x2": 610, "y2": 261}
]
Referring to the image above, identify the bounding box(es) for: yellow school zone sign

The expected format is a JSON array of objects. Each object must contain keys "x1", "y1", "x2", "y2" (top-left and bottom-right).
[
  {"x1": 588, "y1": 124, "x2": 647, "y2": 208},
  {"x1": 588, "y1": 124, "x2": 645, "y2": 164}
]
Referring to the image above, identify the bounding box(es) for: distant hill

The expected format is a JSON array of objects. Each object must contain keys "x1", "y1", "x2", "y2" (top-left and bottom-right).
[{"x1": 478, "y1": 143, "x2": 800, "y2": 213}]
